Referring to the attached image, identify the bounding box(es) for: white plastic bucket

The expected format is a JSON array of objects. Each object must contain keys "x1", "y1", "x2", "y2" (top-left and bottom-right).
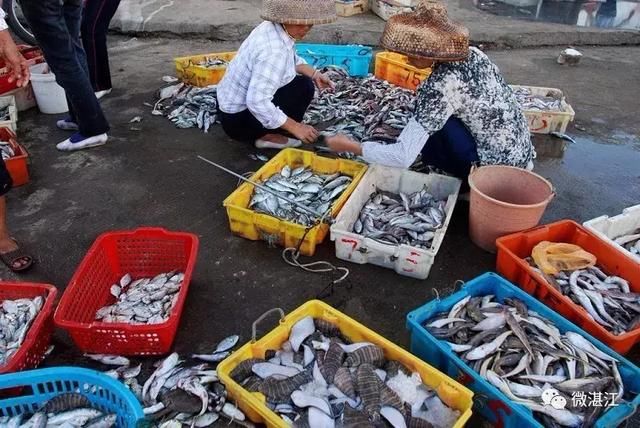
[{"x1": 29, "y1": 63, "x2": 68, "y2": 114}]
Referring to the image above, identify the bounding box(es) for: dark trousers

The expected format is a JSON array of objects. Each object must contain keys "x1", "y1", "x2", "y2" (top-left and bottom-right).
[
  {"x1": 0, "y1": 161, "x2": 12, "y2": 197},
  {"x1": 21, "y1": 0, "x2": 110, "y2": 137},
  {"x1": 81, "y1": 0, "x2": 122, "y2": 91},
  {"x1": 220, "y1": 75, "x2": 315, "y2": 142},
  {"x1": 421, "y1": 116, "x2": 479, "y2": 179}
]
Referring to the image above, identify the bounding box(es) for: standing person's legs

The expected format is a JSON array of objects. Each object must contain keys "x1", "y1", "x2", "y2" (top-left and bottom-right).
[
  {"x1": 21, "y1": 0, "x2": 110, "y2": 143},
  {"x1": 81, "y1": 0, "x2": 121, "y2": 91},
  {"x1": 272, "y1": 75, "x2": 315, "y2": 122},
  {"x1": 421, "y1": 116, "x2": 479, "y2": 180}
]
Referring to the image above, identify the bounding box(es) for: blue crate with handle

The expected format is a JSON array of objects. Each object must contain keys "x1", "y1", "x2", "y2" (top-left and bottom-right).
[
  {"x1": 295, "y1": 43, "x2": 373, "y2": 77},
  {"x1": 0, "y1": 367, "x2": 144, "y2": 427},
  {"x1": 406, "y1": 272, "x2": 640, "y2": 428}
]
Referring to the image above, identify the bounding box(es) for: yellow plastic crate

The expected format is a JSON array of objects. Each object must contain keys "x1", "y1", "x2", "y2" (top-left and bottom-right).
[
  {"x1": 510, "y1": 85, "x2": 576, "y2": 134},
  {"x1": 173, "y1": 51, "x2": 236, "y2": 87},
  {"x1": 217, "y1": 300, "x2": 474, "y2": 428},
  {"x1": 222, "y1": 149, "x2": 367, "y2": 256},
  {"x1": 375, "y1": 51, "x2": 432, "y2": 91}
]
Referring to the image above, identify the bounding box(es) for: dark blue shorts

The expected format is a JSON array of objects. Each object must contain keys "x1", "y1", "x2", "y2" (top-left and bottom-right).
[{"x1": 421, "y1": 116, "x2": 479, "y2": 179}]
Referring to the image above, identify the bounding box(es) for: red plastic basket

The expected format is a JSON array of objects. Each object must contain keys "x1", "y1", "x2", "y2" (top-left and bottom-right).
[
  {"x1": 496, "y1": 220, "x2": 640, "y2": 355},
  {"x1": 54, "y1": 227, "x2": 199, "y2": 356},
  {"x1": 0, "y1": 46, "x2": 44, "y2": 95},
  {"x1": 0, "y1": 282, "x2": 57, "y2": 374},
  {"x1": 0, "y1": 127, "x2": 30, "y2": 187}
]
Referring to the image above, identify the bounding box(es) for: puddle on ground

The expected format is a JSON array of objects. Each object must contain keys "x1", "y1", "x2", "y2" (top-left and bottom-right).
[{"x1": 466, "y1": 0, "x2": 640, "y2": 30}]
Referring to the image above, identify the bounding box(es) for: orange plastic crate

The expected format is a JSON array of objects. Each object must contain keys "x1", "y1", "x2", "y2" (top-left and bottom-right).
[
  {"x1": 496, "y1": 220, "x2": 640, "y2": 354},
  {"x1": 54, "y1": 227, "x2": 199, "y2": 356},
  {"x1": 0, "y1": 128, "x2": 29, "y2": 187},
  {"x1": 374, "y1": 51, "x2": 431, "y2": 91}
]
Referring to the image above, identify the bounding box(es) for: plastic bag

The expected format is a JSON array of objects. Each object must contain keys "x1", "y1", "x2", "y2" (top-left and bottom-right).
[{"x1": 532, "y1": 241, "x2": 597, "y2": 275}]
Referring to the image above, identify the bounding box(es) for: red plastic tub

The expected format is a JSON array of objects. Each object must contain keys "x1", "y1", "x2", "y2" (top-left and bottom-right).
[
  {"x1": 0, "y1": 128, "x2": 29, "y2": 187},
  {"x1": 0, "y1": 46, "x2": 44, "y2": 95},
  {"x1": 496, "y1": 220, "x2": 640, "y2": 354},
  {"x1": 54, "y1": 227, "x2": 199, "y2": 356},
  {"x1": 0, "y1": 282, "x2": 57, "y2": 374}
]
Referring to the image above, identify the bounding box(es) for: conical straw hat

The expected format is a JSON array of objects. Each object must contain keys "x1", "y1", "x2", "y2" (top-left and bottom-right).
[
  {"x1": 261, "y1": 0, "x2": 337, "y2": 25},
  {"x1": 381, "y1": 0, "x2": 469, "y2": 61}
]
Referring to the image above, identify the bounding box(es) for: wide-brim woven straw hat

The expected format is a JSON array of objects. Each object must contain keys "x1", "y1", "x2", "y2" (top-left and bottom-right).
[
  {"x1": 261, "y1": 0, "x2": 337, "y2": 25},
  {"x1": 381, "y1": 0, "x2": 469, "y2": 61}
]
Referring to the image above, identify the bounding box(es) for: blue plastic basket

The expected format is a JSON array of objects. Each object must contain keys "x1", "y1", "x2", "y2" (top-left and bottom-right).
[
  {"x1": 406, "y1": 272, "x2": 640, "y2": 428},
  {"x1": 295, "y1": 43, "x2": 373, "y2": 77},
  {"x1": 0, "y1": 367, "x2": 144, "y2": 427}
]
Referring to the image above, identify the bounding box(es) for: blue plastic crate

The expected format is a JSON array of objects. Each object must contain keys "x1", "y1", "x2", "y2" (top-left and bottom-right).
[
  {"x1": 406, "y1": 272, "x2": 640, "y2": 428},
  {"x1": 0, "y1": 367, "x2": 144, "y2": 427},
  {"x1": 295, "y1": 43, "x2": 373, "y2": 77}
]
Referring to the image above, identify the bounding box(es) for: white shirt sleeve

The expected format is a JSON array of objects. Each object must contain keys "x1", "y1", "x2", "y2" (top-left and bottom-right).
[
  {"x1": 361, "y1": 118, "x2": 430, "y2": 168},
  {"x1": 295, "y1": 52, "x2": 307, "y2": 66},
  {"x1": 245, "y1": 53, "x2": 289, "y2": 129},
  {"x1": 0, "y1": 9, "x2": 8, "y2": 32}
]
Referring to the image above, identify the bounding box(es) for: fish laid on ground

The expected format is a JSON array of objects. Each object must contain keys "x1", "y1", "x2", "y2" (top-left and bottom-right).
[
  {"x1": 155, "y1": 84, "x2": 218, "y2": 132},
  {"x1": 512, "y1": 87, "x2": 565, "y2": 112},
  {"x1": 249, "y1": 166, "x2": 352, "y2": 226},
  {"x1": 95, "y1": 271, "x2": 184, "y2": 325},
  {"x1": 231, "y1": 317, "x2": 461, "y2": 428},
  {"x1": 0, "y1": 296, "x2": 44, "y2": 366},
  {"x1": 425, "y1": 294, "x2": 627, "y2": 427},
  {"x1": 528, "y1": 261, "x2": 639, "y2": 335},
  {"x1": 354, "y1": 188, "x2": 447, "y2": 249},
  {"x1": 613, "y1": 229, "x2": 640, "y2": 257}
]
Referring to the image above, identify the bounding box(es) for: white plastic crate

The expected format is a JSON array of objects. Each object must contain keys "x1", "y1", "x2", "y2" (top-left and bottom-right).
[
  {"x1": 584, "y1": 204, "x2": 640, "y2": 263},
  {"x1": 510, "y1": 85, "x2": 575, "y2": 134},
  {"x1": 370, "y1": 0, "x2": 415, "y2": 21},
  {"x1": 0, "y1": 95, "x2": 18, "y2": 131},
  {"x1": 330, "y1": 165, "x2": 461, "y2": 279}
]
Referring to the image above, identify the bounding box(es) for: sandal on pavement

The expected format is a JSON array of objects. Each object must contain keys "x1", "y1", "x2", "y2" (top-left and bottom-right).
[{"x1": 0, "y1": 239, "x2": 34, "y2": 272}]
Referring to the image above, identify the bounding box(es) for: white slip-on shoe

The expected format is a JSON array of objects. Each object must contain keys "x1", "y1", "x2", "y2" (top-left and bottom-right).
[
  {"x1": 255, "y1": 138, "x2": 302, "y2": 149},
  {"x1": 56, "y1": 132, "x2": 108, "y2": 151},
  {"x1": 95, "y1": 89, "x2": 112, "y2": 99},
  {"x1": 56, "y1": 118, "x2": 79, "y2": 131}
]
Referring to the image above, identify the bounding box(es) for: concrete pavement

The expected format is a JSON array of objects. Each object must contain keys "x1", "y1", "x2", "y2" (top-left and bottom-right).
[{"x1": 110, "y1": 0, "x2": 640, "y2": 48}]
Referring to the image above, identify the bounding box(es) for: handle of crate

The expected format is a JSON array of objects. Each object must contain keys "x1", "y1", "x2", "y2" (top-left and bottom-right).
[
  {"x1": 132, "y1": 227, "x2": 172, "y2": 234},
  {"x1": 252, "y1": 308, "x2": 285, "y2": 343}
]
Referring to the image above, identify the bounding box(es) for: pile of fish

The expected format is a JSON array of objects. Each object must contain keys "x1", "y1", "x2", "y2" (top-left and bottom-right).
[
  {"x1": 0, "y1": 140, "x2": 15, "y2": 160},
  {"x1": 512, "y1": 87, "x2": 564, "y2": 112},
  {"x1": 425, "y1": 294, "x2": 626, "y2": 427},
  {"x1": 195, "y1": 58, "x2": 228, "y2": 68},
  {"x1": 95, "y1": 271, "x2": 183, "y2": 325},
  {"x1": 155, "y1": 84, "x2": 219, "y2": 132},
  {"x1": 305, "y1": 66, "x2": 415, "y2": 145},
  {"x1": 613, "y1": 229, "x2": 640, "y2": 256},
  {"x1": 0, "y1": 393, "x2": 117, "y2": 428},
  {"x1": 89, "y1": 335, "x2": 249, "y2": 427},
  {"x1": 353, "y1": 188, "x2": 447, "y2": 249},
  {"x1": 231, "y1": 316, "x2": 461, "y2": 428},
  {"x1": 0, "y1": 296, "x2": 44, "y2": 366},
  {"x1": 250, "y1": 165, "x2": 352, "y2": 226},
  {"x1": 529, "y1": 261, "x2": 639, "y2": 336},
  {"x1": 0, "y1": 105, "x2": 9, "y2": 121}
]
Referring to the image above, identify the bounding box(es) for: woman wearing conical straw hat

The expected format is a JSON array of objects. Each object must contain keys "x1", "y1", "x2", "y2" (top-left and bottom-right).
[
  {"x1": 217, "y1": 0, "x2": 337, "y2": 150},
  {"x1": 326, "y1": 1, "x2": 535, "y2": 179}
]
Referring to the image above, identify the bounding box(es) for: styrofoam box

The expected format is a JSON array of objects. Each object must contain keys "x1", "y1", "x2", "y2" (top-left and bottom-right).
[
  {"x1": 0, "y1": 95, "x2": 18, "y2": 132},
  {"x1": 584, "y1": 204, "x2": 640, "y2": 263},
  {"x1": 330, "y1": 165, "x2": 461, "y2": 279},
  {"x1": 370, "y1": 0, "x2": 415, "y2": 21},
  {"x1": 1, "y1": 84, "x2": 37, "y2": 112}
]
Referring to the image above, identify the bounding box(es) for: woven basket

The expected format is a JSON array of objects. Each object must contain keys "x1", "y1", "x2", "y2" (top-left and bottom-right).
[
  {"x1": 261, "y1": 0, "x2": 337, "y2": 25},
  {"x1": 381, "y1": 0, "x2": 469, "y2": 61}
]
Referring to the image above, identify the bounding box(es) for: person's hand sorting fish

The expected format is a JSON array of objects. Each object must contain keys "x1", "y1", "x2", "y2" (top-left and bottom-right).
[
  {"x1": 217, "y1": 0, "x2": 336, "y2": 149},
  {"x1": 326, "y1": 0, "x2": 535, "y2": 179}
]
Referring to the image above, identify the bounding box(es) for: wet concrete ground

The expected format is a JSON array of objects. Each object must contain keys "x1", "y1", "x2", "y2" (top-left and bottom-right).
[{"x1": 4, "y1": 37, "x2": 639, "y2": 424}]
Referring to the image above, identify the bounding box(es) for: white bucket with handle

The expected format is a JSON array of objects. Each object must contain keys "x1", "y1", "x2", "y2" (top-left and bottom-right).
[{"x1": 29, "y1": 63, "x2": 68, "y2": 114}]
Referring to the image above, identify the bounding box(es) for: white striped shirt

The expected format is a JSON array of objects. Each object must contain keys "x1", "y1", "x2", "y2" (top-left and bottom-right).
[{"x1": 217, "y1": 21, "x2": 306, "y2": 129}]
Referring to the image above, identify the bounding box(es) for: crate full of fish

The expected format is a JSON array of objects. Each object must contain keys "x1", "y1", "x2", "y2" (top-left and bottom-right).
[
  {"x1": 217, "y1": 300, "x2": 474, "y2": 427},
  {"x1": 173, "y1": 51, "x2": 236, "y2": 87},
  {"x1": 330, "y1": 165, "x2": 461, "y2": 279},
  {"x1": 335, "y1": 0, "x2": 369, "y2": 17},
  {"x1": 295, "y1": 44, "x2": 373, "y2": 77},
  {"x1": 0, "y1": 127, "x2": 29, "y2": 187},
  {"x1": 510, "y1": 85, "x2": 575, "y2": 134},
  {"x1": 584, "y1": 204, "x2": 640, "y2": 264},
  {"x1": 496, "y1": 220, "x2": 640, "y2": 354},
  {"x1": 223, "y1": 148, "x2": 367, "y2": 256},
  {"x1": 406, "y1": 272, "x2": 640, "y2": 428},
  {"x1": 375, "y1": 51, "x2": 432, "y2": 91},
  {"x1": 0, "y1": 95, "x2": 18, "y2": 132},
  {"x1": 0, "y1": 367, "x2": 143, "y2": 427},
  {"x1": 54, "y1": 227, "x2": 199, "y2": 356},
  {"x1": 0, "y1": 282, "x2": 56, "y2": 375}
]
